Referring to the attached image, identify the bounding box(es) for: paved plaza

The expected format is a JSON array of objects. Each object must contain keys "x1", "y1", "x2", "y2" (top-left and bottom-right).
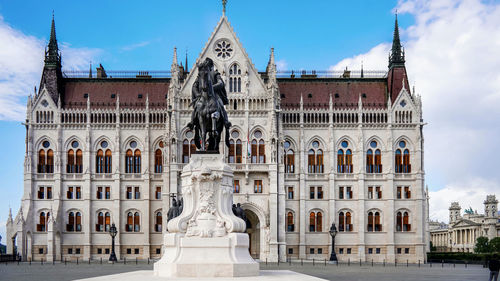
[{"x1": 0, "y1": 261, "x2": 489, "y2": 281}]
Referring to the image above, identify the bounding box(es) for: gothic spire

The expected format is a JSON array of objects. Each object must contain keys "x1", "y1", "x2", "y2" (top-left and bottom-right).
[
  {"x1": 44, "y1": 12, "x2": 61, "y2": 68},
  {"x1": 185, "y1": 49, "x2": 189, "y2": 72},
  {"x1": 389, "y1": 13, "x2": 405, "y2": 68}
]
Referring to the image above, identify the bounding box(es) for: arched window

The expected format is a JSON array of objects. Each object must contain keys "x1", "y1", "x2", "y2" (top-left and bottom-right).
[
  {"x1": 155, "y1": 212, "x2": 162, "y2": 232},
  {"x1": 67, "y1": 140, "x2": 83, "y2": 173},
  {"x1": 251, "y1": 130, "x2": 265, "y2": 163},
  {"x1": 287, "y1": 212, "x2": 294, "y2": 232},
  {"x1": 284, "y1": 141, "x2": 295, "y2": 173},
  {"x1": 309, "y1": 212, "x2": 316, "y2": 232},
  {"x1": 155, "y1": 143, "x2": 163, "y2": 173},
  {"x1": 125, "y1": 141, "x2": 141, "y2": 173},
  {"x1": 134, "y1": 212, "x2": 140, "y2": 232},
  {"x1": 126, "y1": 212, "x2": 133, "y2": 232},
  {"x1": 367, "y1": 140, "x2": 382, "y2": 173},
  {"x1": 337, "y1": 140, "x2": 353, "y2": 173},
  {"x1": 367, "y1": 211, "x2": 382, "y2": 232},
  {"x1": 395, "y1": 141, "x2": 411, "y2": 173},
  {"x1": 67, "y1": 211, "x2": 81, "y2": 232},
  {"x1": 37, "y1": 212, "x2": 48, "y2": 232},
  {"x1": 396, "y1": 211, "x2": 411, "y2": 232},
  {"x1": 182, "y1": 131, "x2": 196, "y2": 163},
  {"x1": 97, "y1": 212, "x2": 104, "y2": 232},
  {"x1": 229, "y1": 64, "x2": 242, "y2": 93},
  {"x1": 228, "y1": 130, "x2": 242, "y2": 163},
  {"x1": 338, "y1": 211, "x2": 353, "y2": 232},
  {"x1": 316, "y1": 212, "x2": 323, "y2": 232},
  {"x1": 96, "y1": 140, "x2": 112, "y2": 173},
  {"x1": 308, "y1": 141, "x2": 324, "y2": 173},
  {"x1": 37, "y1": 140, "x2": 54, "y2": 173}
]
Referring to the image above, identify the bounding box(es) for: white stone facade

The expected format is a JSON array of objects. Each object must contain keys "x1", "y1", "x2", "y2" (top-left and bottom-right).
[{"x1": 6, "y1": 14, "x2": 428, "y2": 263}]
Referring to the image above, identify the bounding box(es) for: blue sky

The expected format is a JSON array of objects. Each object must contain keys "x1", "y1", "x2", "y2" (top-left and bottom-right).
[{"x1": 1, "y1": 0, "x2": 500, "y2": 241}]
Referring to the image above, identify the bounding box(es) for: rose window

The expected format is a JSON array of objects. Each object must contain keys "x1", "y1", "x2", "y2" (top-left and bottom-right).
[{"x1": 214, "y1": 39, "x2": 233, "y2": 59}]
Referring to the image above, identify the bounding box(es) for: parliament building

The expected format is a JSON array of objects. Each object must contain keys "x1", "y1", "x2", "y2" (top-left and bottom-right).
[{"x1": 6, "y1": 10, "x2": 429, "y2": 263}]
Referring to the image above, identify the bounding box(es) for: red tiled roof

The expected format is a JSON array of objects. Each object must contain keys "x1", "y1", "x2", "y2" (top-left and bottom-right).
[
  {"x1": 63, "y1": 79, "x2": 170, "y2": 109},
  {"x1": 278, "y1": 79, "x2": 387, "y2": 110}
]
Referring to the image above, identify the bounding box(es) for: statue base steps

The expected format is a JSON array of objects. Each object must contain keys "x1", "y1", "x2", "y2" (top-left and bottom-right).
[
  {"x1": 154, "y1": 233, "x2": 259, "y2": 278},
  {"x1": 75, "y1": 270, "x2": 326, "y2": 281}
]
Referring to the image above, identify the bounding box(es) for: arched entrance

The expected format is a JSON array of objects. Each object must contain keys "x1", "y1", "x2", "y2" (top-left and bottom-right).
[{"x1": 244, "y1": 209, "x2": 260, "y2": 259}]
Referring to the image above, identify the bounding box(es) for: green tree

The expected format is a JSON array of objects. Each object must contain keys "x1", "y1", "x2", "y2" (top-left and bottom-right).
[
  {"x1": 490, "y1": 237, "x2": 500, "y2": 253},
  {"x1": 474, "y1": 236, "x2": 491, "y2": 253}
]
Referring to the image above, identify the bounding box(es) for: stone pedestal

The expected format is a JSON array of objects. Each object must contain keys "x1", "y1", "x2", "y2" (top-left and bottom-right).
[{"x1": 154, "y1": 153, "x2": 259, "y2": 278}]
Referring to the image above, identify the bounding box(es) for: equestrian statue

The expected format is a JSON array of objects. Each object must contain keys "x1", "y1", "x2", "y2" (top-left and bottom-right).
[{"x1": 186, "y1": 57, "x2": 231, "y2": 152}]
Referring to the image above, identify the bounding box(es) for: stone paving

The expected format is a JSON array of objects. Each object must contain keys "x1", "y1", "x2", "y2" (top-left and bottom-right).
[{"x1": 0, "y1": 261, "x2": 489, "y2": 281}]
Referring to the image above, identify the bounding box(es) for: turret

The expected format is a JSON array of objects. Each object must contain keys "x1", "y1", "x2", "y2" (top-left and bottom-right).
[
  {"x1": 484, "y1": 195, "x2": 498, "y2": 218},
  {"x1": 449, "y1": 202, "x2": 461, "y2": 223}
]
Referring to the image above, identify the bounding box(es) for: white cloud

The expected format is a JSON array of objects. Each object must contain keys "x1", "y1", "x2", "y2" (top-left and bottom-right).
[
  {"x1": 276, "y1": 59, "x2": 288, "y2": 71},
  {"x1": 331, "y1": 0, "x2": 500, "y2": 223},
  {"x1": 0, "y1": 15, "x2": 101, "y2": 121},
  {"x1": 121, "y1": 41, "x2": 151, "y2": 52}
]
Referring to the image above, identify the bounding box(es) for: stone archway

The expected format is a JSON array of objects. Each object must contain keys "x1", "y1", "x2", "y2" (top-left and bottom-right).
[{"x1": 244, "y1": 209, "x2": 260, "y2": 259}]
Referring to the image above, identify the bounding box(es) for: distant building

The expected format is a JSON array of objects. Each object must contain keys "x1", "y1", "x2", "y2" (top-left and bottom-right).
[
  {"x1": 430, "y1": 195, "x2": 500, "y2": 252},
  {"x1": 6, "y1": 10, "x2": 428, "y2": 263}
]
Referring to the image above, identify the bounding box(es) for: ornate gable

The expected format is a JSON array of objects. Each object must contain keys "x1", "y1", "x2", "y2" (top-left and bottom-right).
[{"x1": 180, "y1": 15, "x2": 267, "y2": 98}]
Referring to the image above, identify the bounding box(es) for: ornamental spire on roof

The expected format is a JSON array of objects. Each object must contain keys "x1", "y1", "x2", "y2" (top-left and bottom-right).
[
  {"x1": 222, "y1": 0, "x2": 227, "y2": 15},
  {"x1": 389, "y1": 13, "x2": 405, "y2": 68},
  {"x1": 44, "y1": 11, "x2": 61, "y2": 67}
]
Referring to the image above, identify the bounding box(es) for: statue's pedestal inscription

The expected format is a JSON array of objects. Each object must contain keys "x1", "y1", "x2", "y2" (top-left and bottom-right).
[{"x1": 154, "y1": 153, "x2": 259, "y2": 277}]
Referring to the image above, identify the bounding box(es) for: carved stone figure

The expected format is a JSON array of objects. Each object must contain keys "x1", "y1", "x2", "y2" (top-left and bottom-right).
[
  {"x1": 167, "y1": 199, "x2": 179, "y2": 222},
  {"x1": 186, "y1": 57, "x2": 231, "y2": 152}
]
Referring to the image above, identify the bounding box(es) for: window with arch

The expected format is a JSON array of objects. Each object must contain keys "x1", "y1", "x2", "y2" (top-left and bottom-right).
[
  {"x1": 228, "y1": 130, "x2": 242, "y2": 163},
  {"x1": 154, "y1": 141, "x2": 164, "y2": 173},
  {"x1": 309, "y1": 211, "x2": 323, "y2": 232},
  {"x1": 126, "y1": 212, "x2": 140, "y2": 232},
  {"x1": 37, "y1": 211, "x2": 50, "y2": 232},
  {"x1": 96, "y1": 140, "x2": 112, "y2": 173},
  {"x1": 284, "y1": 140, "x2": 295, "y2": 173},
  {"x1": 308, "y1": 140, "x2": 324, "y2": 173},
  {"x1": 286, "y1": 211, "x2": 295, "y2": 232},
  {"x1": 338, "y1": 211, "x2": 353, "y2": 232},
  {"x1": 367, "y1": 211, "x2": 382, "y2": 232},
  {"x1": 67, "y1": 140, "x2": 83, "y2": 173},
  {"x1": 96, "y1": 211, "x2": 111, "y2": 232},
  {"x1": 38, "y1": 140, "x2": 54, "y2": 173},
  {"x1": 125, "y1": 141, "x2": 141, "y2": 173},
  {"x1": 251, "y1": 130, "x2": 265, "y2": 163},
  {"x1": 337, "y1": 140, "x2": 353, "y2": 173},
  {"x1": 395, "y1": 140, "x2": 411, "y2": 173},
  {"x1": 229, "y1": 63, "x2": 242, "y2": 93},
  {"x1": 67, "y1": 211, "x2": 82, "y2": 232},
  {"x1": 182, "y1": 131, "x2": 197, "y2": 163},
  {"x1": 155, "y1": 211, "x2": 162, "y2": 232},
  {"x1": 396, "y1": 211, "x2": 411, "y2": 232},
  {"x1": 366, "y1": 140, "x2": 382, "y2": 173}
]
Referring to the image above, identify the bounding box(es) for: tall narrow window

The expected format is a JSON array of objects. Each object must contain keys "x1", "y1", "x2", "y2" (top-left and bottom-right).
[
  {"x1": 67, "y1": 212, "x2": 75, "y2": 232},
  {"x1": 345, "y1": 149, "x2": 353, "y2": 173},
  {"x1": 309, "y1": 212, "x2": 316, "y2": 232},
  {"x1": 47, "y1": 187, "x2": 52, "y2": 199},
  {"x1": 67, "y1": 141, "x2": 82, "y2": 173},
  {"x1": 236, "y1": 140, "x2": 242, "y2": 163},
  {"x1": 155, "y1": 212, "x2": 162, "y2": 232},
  {"x1": 96, "y1": 149, "x2": 104, "y2": 173},
  {"x1": 284, "y1": 141, "x2": 295, "y2": 173},
  {"x1": 38, "y1": 187, "x2": 45, "y2": 199},
  {"x1": 287, "y1": 187, "x2": 294, "y2": 199},
  {"x1": 308, "y1": 149, "x2": 316, "y2": 173},
  {"x1": 346, "y1": 212, "x2": 352, "y2": 232},
  {"x1": 254, "y1": 180, "x2": 262, "y2": 193},
  {"x1": 105, "y1": 186, "x2": 111, "y2": 199},
  {"x1": 367, "y1": 211, "x2": 382, "y2": 232},
  {"x1": 287, "y1": 212, "x2": 294, "y2": 232},
  {"x1": 308, "y1": 141, "x2": 323, "y2": 173},
  {"x1": 375, "y1": 212, "x2": 381, "y2": 231},
  {"x1": 125, "y1": 141, "x2": 141, "y2": 173},
  {"x1": 317, "y1": 186, "x2": 323, "y2": 199},
  {"x1": 125, "y1": 149, "x2": 133, "y2": 173},
  {"x1": 346, "y1": 187, "x2": 353, "y2": 199},
  {"x1": 403, "y1": 212, "x2": 411, "y2": 231},
  {"x1": 404, "y1": 186, "x2": 411, "y2": 198},
  {"x1": 368, "y1": 212, "x2": 374, "y2": 231},
  {"x1": 126, "y1": 187, "x2": 132, "y2": 200},
  {"x1": 309, "y1": 186, "x2": 315, "y2": 199},
  {"x1": 105, "y1": 212, "x2": 111, "y2": 232},
  {"x1": 67, "y1": 186, "x2": 74, "y2": 199},
  {"x1": 228, "y1": 140, "x2": 235, "y2": 163},
  {"x1": 126, "y1": 212, "x2": 133, "y2": 232},
  {"x1": 183, "y1": 131, "x2": 195, "y2": 163},
  {"x1": 259, "y1": 140, "x2": 265, "y2": 163},
  {"x1": 368, "y1": 186, "x2": 373, "y2": 199},
  {"x1": 229, "y1": 64, "x2": 242, "y2": 93},
  {"x1": 233, "y1": 180, "x2": 240, "y2": 193},
  {"x1": 74, "y1": 212, "x2": 81, "y2": 231},
  {"x1": 339, "y1": 186, "x2": 344, "y2": 199},
  {"x1": 155, "y1": 148, "x2": 163, "y2": 173},
  {"x1": 155, "y1": 186, "x2": 161, "y2": 200},
  {"x1": 76, "y1": 187, "x2": 81, "y2": 199},
  {"x1": 374, "y1": 149, "x2": 382, "y2": 173},
  {"x1": 97, "y1": 186, "x2": 103, "y2": 199},
  {"x1": 316, "y1": 212, "x2": 323, "y2": 232},
  {"x1": 134, "y1": 187, "x2": 140, "y2": 199},
  {"x1": 38, "y1": 149, "x2": 46, "y2": 173},
  {"x1": 104, "y1": 148, "x2": 112, "y2": 173},
  {"x1": 96, "y1": 212, "x2": 104, "y2": 232},
  {"x1": 338, "y1": 212, "x2": 345, "y2": 232},
  {"x1": 403, "y1": 149, "x2": 411, "y2": 173},
  {"x1": 337, "y1": 150, "x2": 345, "y2": 173},
  {"x1": 38, "y1": 212, "x2": 47, "y2": 232},
  {"x1": 366, "y1": 149, "x2": 374, "y2": 173},
  {"x1": 376, "y1": 186, "x2": 382, "y2": 199},
  {"x1": 134, "y1": 150, "x2": 141, "y2": 173},
  {"x1": 67, "y1": 149, "x2": 75, "y2": 173},
  {"x1": 396, "y1": 211, "x2": 403, "y2": 231},
  {"x1": 134, "y1": 212, "x2": 140, "y2": 232},
  {"x1": 397, "y1": 186, "x2": 402, "y2": 199}
]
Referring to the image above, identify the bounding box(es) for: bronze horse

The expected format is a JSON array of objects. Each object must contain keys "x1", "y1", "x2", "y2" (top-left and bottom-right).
[{"x1": 190, "y1": 59, "x2": 230, "y2": 152}]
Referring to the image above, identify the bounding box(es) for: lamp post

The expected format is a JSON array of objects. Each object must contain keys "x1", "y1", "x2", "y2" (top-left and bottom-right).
[
  {"x1": 329, "y1": 222, "x2": 338, "y2": 262},
  {"x1": 108, "y1": 223, "x2": 118, "y2": 262}
]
